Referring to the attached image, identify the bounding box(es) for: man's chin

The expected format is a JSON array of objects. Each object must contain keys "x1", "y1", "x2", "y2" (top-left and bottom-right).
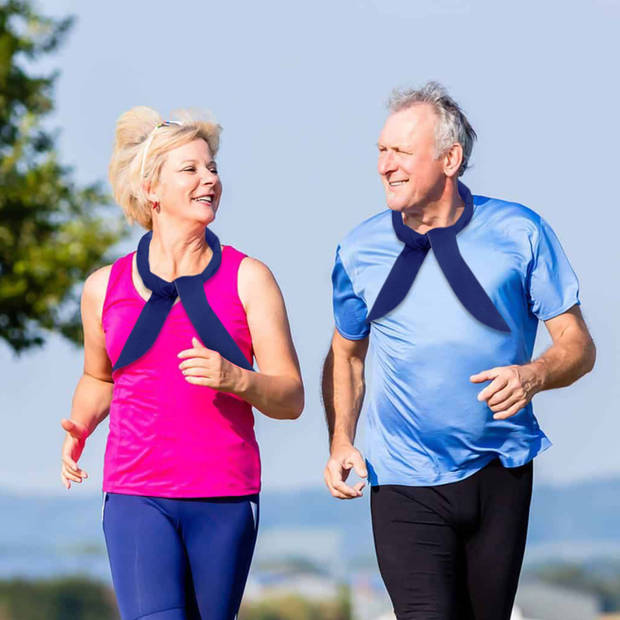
[{"x1": 385, "y1": 199, "x2": 407, "y2": 213}]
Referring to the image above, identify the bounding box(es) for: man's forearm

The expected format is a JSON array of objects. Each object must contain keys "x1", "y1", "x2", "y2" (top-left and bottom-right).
[
  {"x1": 527, "y1": 326, "x2": 595, "y2": 392},
  {"x1": 322, "y1": 348, "x2": 366, "y2": 448},
  {"x1": 69, "y1": 373, "x2": 114, "y2": 436}
]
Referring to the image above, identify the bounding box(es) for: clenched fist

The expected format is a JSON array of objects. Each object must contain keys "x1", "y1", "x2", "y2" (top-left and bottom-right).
[{"x1": 178, "y1": 337, "x2": 243, "y2": 393}]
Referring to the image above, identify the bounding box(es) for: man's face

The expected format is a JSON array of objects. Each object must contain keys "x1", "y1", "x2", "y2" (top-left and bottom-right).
[{"x1": 377, "y1": 104, "x2": 446, "y2": 212}]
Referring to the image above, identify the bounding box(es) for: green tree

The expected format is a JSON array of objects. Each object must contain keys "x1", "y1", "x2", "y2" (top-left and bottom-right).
[
  {"x1": 0, "y1": 577, "x2": 120, "y2": 620},
  {"x1": 0, "y1": 0, "x2": 125, "y2": 353}
]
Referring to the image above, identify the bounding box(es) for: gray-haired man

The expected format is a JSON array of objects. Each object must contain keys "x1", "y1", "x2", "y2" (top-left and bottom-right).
[{"x1": 323, "y1": 82, "x2": 595, "y2": 619}]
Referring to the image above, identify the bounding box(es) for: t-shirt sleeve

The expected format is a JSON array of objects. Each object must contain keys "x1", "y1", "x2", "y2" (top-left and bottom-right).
[
  {"x1": 528, "y1": 217, "x2": 580, "y2": 320},
  {"x1": 332, "y1": 246, "x2": 371, "y2": 340}
]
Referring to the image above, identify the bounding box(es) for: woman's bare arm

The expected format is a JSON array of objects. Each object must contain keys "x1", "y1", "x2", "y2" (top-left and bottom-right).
[
  {"x1": 234, "y1": 257, "x2": 304, "y2": 419},
  {"x1": 60, "y1": 265, "x2": 114, "y2": 488}
]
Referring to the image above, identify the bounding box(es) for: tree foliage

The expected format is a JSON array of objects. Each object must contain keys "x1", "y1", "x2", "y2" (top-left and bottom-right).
[
  {"x1": 0, "y1": 0, "x2": 125, "y2": 353},
  {"x1": 0, "y1": 577, "x2": 119, "y2": 620}
]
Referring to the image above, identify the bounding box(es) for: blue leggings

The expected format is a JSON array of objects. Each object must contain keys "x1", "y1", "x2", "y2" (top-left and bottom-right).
[{"x1": 102, "y1": 492, "x2": 259, "y2": 620}]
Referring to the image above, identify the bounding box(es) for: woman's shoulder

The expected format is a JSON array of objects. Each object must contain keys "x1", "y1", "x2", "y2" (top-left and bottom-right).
[
  {"x1": 236, "y1": 253, "x2": 279, "y2": 311},
  {"x1": 83, "y1": 264, "x2": 113, "y2": 300},
  {"x1": 236, "y1": 254, "x2": 274, "y2": 282},
  {"x1": 82, "y1": 253, "x2": 134, "y2": 316},
  {"x1": 81, "y1": 264, "x2": 114, "y2": 323},
  {"x1": 222, "y1": 245, "x2": 273, "y2": 282}
]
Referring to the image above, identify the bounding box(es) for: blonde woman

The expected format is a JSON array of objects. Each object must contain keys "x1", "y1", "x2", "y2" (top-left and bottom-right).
[{"x1": 60, "y1": 107, "x2": 304, "y2": 620}]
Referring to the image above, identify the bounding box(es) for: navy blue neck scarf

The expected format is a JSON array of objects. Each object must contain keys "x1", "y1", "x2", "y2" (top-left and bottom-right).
[
  {"x1": 113, "y1": 228, "x2": 254, "y2": 371},
  {"x1": 366, "y1": 183, "x2": 510, "y2": 332}
]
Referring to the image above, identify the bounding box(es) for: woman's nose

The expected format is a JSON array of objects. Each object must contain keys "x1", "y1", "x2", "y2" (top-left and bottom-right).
[{"x1": 200, "y1": 170, "x2": 217, "y2": 184}]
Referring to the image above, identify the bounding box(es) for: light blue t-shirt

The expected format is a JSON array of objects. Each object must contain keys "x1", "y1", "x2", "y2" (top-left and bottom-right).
[{"x1": 332, "y1": 193, "x2": 580, "y2": 486}]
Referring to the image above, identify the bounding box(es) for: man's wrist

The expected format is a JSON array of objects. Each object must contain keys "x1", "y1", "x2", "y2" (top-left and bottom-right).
[
  {"x1": 330, "y1": 435, "x2": 355, "y2": 453},
  {"x1": 523, "y1": 358, "x2": 548, "y2": 394}
]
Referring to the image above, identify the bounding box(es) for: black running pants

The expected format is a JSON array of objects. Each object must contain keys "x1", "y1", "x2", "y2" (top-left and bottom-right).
[{"x1": 370, "y1": 459, "x2": 533, "y2": 620}]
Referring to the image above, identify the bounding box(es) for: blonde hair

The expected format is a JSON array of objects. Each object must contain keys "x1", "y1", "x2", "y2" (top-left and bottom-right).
[{"x1": 108, "y1": 106, "x2": 221, "y2": 229}]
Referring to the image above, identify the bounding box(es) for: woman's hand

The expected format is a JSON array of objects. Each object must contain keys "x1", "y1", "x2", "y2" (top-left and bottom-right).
[
  {"x1": 178, "y1": 337, "x2": 244, "y2": 393},
  {"x1": 60, "y1": 419, "x2": 89, "y2": 489}
]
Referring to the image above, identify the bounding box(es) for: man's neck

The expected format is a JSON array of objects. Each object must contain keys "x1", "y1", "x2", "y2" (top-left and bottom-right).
[{"x1": 402, "y1": 181, "x2": 464, "y2": 234}]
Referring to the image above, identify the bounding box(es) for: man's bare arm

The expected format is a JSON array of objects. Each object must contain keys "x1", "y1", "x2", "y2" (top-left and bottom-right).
[
  {"x1": 528, "y1": 305, "x2": 596, "y2": 390},
  {"x1": 322, "y1": 330, "x2": 369, "y2": 499},
  {"x1": 472, "y1": 305, "x2": 595, "y2": 419}
]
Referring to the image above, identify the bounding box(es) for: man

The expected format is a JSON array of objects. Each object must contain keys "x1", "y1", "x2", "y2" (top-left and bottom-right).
[{"x1": 322, "y1": 82, "x2": 595, "y2": 620}]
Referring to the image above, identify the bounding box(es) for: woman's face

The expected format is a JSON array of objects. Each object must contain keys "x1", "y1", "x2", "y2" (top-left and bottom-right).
[{"x1": 154, "y1": 138, "x2": 222, "y2": 227}]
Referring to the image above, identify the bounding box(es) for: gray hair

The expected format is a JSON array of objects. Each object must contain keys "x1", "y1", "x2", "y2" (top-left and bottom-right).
[{"x1": 387, "y1": 81, "x2": 477, "y2": 176}]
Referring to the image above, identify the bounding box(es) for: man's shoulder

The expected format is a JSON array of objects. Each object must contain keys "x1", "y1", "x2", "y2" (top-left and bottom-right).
[
  {"x1": 339, "y1": 209, "x2": 392, "y2": 251},
  {"x1": 473, "y1": 193, "x2": 544, "y2": 232}
]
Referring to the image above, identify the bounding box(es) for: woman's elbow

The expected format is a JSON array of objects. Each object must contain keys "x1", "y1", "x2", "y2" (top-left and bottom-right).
[
  {"x1": 284, "y1": 383, "x2": 304, "y2": 420},
  {"x1": 291, "y1": 385, "x2": 305, "y2": 419}
]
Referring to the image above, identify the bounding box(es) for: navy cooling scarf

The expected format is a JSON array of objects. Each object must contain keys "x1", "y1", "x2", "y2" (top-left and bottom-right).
[
  {"x1": 367, "y1": 183, "x2": 510, "y2": 332},
  {"x1": 113, "y1": 227, "x2": 254, "y2": 371}
]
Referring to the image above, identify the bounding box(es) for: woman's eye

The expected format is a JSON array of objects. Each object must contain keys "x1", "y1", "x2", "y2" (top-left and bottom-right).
[
  {"x1": 209, "y1": 168, "x2": 218, "y2": 174},
  {"x1": 183, "y1": 167, "x2": 196, "y2": 172}
]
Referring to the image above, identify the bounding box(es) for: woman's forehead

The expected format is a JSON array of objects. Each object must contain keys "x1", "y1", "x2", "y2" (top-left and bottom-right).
[{"x1": 166, "y1": 138, "x2": 213, "y2": 163}]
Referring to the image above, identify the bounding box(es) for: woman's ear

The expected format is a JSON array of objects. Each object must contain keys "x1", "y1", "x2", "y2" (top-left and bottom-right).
[{"x1": 143, "y1": 181, "x2": 158, "y2": 205}]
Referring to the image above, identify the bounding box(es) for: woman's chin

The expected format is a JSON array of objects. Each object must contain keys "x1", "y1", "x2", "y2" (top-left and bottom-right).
[{"x1": 190, "y1": 206, "x2": 217, "y2": 227}]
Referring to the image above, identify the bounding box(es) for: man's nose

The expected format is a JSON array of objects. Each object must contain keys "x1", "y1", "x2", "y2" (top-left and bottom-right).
[{"x1": 378, "y1": 150, "x2": 396, "y2": 175}]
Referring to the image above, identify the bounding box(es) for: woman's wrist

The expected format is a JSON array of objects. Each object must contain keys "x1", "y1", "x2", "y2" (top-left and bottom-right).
[{"x1": 230, "y1": 365, "x2": 252, "y2": 397}]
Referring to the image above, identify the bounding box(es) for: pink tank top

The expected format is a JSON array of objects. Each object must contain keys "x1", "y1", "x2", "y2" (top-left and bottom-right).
[{"x1": 101, "y1": 245, "x2": 261, "y2": 497}]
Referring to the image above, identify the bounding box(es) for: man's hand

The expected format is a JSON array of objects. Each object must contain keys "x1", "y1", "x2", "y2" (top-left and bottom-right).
[
  {"x1": 178, "y1": 338, "x2": 244, "y2": 393},
  {"x1": 324, "y1": 442, "x2": 368, "y2": 499},
  {"x1": 470, "y1": 363, "x2": 543, "y2": 420},
  {"x1": 60, "y1": 419, "x2": 89, "y2": 489}
]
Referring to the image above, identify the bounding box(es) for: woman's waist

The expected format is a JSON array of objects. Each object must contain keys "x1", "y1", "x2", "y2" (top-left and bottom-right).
[
  {"x1": 103, "y1": 446, "x2": 261, "y2": 497},
  {"x1": 108, "y1": 394, "x2": 256, "y2": 444},
  {"x1": 104, "y1": 424, "x2": 261, "y2": 478}
]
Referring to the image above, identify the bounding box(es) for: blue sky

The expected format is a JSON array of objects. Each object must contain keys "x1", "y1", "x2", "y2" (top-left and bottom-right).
[{"x1": 2, "y1": 0, "x2": 618, "y2": 495}]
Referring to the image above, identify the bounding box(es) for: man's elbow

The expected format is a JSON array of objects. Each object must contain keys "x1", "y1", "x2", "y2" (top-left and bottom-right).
[{"x1": 582, "y1": 338, "x2": 596, "y2": 375}]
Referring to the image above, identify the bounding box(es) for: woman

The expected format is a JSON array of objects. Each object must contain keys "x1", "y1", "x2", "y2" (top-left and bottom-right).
[{"x1": 60, "y1": 107, "x2": 304, "y2": 620}]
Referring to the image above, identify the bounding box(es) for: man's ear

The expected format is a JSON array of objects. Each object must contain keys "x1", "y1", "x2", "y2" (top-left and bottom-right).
[{"x1": 443, "y1": 143, "x2": 464, "y2": 179}]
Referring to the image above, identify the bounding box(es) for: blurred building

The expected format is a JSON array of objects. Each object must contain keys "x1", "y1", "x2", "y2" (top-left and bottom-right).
[
  {"x1": 253, "y1": 527, "x2": 345, "y2": 578},
  {"x1": 244, "y1": 561, "x2": 339, "y2": 602},
  {"x1": 514, "y1": 580, "x2": 600, "y2": 620},
  {"x1": 350, "y1": 569, "x2": 393, "y2": 620}
]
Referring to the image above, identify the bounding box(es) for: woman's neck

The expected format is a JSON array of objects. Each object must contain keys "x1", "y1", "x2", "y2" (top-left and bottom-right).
[{"x1": 148, "y1": 222, "x2": 212, "y2": 281}]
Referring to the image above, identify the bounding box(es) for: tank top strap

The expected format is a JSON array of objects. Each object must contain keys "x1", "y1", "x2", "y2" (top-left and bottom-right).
[
  {"x1": 215, "y1": 246, "x2": 248, "y2": 301},
  {"x1": 222, "y1": 245, "x2": 248, "y2": 268},
  {"x1": 102, "y1": 252, "x2": 135, "y2": 317}
]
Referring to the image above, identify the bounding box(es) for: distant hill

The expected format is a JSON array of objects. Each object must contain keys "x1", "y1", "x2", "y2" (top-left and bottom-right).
[{"x1": 2, "y1": 476, "x2": 620, "y2": 580}]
